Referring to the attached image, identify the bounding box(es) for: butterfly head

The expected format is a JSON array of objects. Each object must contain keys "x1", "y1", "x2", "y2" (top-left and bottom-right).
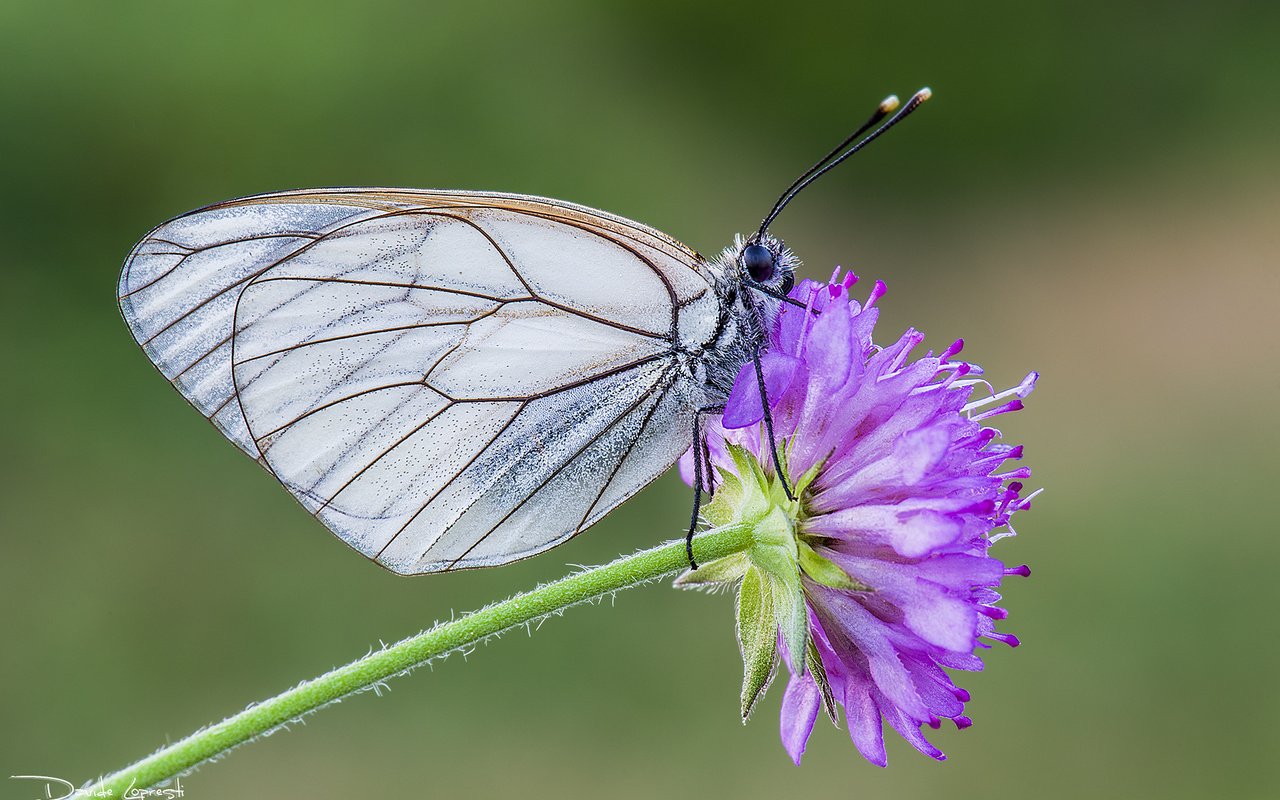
[{"x1": 737, "y1": 233, "x2": 797, "y2": 297}]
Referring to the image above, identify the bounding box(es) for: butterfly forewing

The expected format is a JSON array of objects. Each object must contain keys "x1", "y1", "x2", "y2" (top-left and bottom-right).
[{"x1": 119, "y1": 189, "x2": 718, "y2": 573}]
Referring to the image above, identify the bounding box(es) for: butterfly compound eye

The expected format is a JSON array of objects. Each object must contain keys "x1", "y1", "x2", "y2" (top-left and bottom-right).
[{"x1": 742, "y1": 244, "x2": 775, "y2": 283}]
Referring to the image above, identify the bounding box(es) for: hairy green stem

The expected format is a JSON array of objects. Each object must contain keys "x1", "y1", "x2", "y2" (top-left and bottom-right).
[{"x1": 78, "y1": 525, "x2": 753, "y2": 797}]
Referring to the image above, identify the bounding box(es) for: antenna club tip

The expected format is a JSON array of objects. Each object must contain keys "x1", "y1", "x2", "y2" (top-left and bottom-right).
[
  {"x1": 916, "y1": 87, "x2": 933, "y2": 102},
  {"x1": 879, "y1": 95, "x2": 901, "y2": 113}
]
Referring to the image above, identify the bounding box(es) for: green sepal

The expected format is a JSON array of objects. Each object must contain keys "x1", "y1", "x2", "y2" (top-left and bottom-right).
[
  {"x1": 792, "y1": 453, "x2": 825, "y2": 498},
  {"x1": 736, "y1": 566, "x2": 779, "y2": 720},
  {"x1": 805, "y1": 637, "x2": 838, "y2": 724},
  {"x1": 698, "y1": 468, "x2": 744, "y2": 530},
  {"x1": 752, "y1": 506, "x2": 806, "y2": 677},
  {"x1": 796, "y1": 539, "x2": 871, "y2": 593},
  {"x1": 727, "y1": 443, "x2": 774, "y2": 518},
  {"x1": 719, "y1": 443, "x2": 812, "y2": 681},
  {"x1": 750, "y1": 506, "x2": 797, "y2": 580},
  {"x1": 673, "y1": 552, "x2": 749, "y2": 589},
  {"x1": 690, "y1": 443, "x2": 820, "y2": 714},
  {"x1": 772, "y1": 571, "x2": 809, "y2": 680}
]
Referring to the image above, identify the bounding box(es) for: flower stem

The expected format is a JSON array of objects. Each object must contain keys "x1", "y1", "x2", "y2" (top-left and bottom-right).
[{"x1": 78, "y1": 524, "x2": 753, "y2": 797}]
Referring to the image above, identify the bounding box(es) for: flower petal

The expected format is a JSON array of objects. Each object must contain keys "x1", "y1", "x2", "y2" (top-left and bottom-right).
[
  {"x1": 844, "y1": 677, "x2": 888, "y2": 767},
  {"x1": 722, "y1": 351, "x2": 803, "y2": 429},
  {"x1": 811, "y1": 589, "x2": 931, "y2": 720},
  {"x1": 807, "y1": 507, "x2": 965, "y2": 558},
  {"x1": 882, "y1": 699, "x2": 947, "y2": 761},
  {"x1": 780, "y1": 672, "x2": 822, "y2": 765},
  {"x1": 896, "y1": 425, "x2": 952, "y2": 484}
]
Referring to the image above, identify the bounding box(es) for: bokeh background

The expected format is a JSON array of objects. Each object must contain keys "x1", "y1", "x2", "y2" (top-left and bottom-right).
[{"x1": 3, "y1": 1, "x2": 1278, "y2": 798}]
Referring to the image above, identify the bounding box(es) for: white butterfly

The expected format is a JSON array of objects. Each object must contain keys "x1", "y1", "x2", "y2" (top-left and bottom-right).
[{"x1": 118, "y1": 92, "x2": 928, "y2": 575}]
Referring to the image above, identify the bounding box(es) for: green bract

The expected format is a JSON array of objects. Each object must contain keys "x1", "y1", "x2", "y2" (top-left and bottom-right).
[{"x1": 674, "y1": 444, "x2": 863, "y2": 720}]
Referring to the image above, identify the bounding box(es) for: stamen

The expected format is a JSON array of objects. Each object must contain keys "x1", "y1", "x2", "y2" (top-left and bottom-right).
[
  {"x1": 962, "y1": 379, "x2": 1033, "y2": 413},
  {"x1": 1015, "y1": 371, "x2": 1039, "y2": 398},
  {"x1": 939, "y1": 338, "x2": 964, "y2": 362},
  {"x1": 865, "y1": 279, "x2": 887, "y2": 308},
  {"x1": 970, "y1": 399, "x2": 1024, "y2": 421},
  {"x1": 953, "y1": 377, "x2": 998, "y2": 397},
  {"x1": 998, "y1": 481, "x2": 1024, "y2": 510},
  {"x1": 1010, "y1": 487, "x2": 1044, "y2": 512},
  {"x1": 885, "y1": 329, "x2": 925, "y2": 374},
  {"x1": 972, "y1": 445, "x2": 1023, "y2": 471},
  {"x1": 983, "y1": 631, "x2": 1021, "y2": 648},
  {"x1": 990, "y1": 521, "x2": 1019, "y2": 543},
  {"x1": 911, "y1": 362, "x2": 972, "y2": 394},
  {"x1": 797, "y1": 284, "x2": 822, "y2": 354}
]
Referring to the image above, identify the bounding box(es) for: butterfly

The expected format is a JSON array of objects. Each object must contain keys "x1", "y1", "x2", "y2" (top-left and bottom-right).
[{"x1": 117, "y1": 90, "x2": 929, "y2": 575}]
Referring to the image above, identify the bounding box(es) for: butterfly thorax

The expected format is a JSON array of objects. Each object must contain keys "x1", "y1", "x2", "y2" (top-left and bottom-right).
[{"x1": 689, "y1": 233, "x2": 798, "y2": 409}]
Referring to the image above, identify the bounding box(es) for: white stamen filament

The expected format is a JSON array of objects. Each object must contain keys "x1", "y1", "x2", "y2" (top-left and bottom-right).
[
  {"x1": 989, "y1": 526, "x2": 1017, "y2": 543},
  {"x1": 962, "y1": 382, "x2": 1025, "y2": 413},
  {"x1": 952, "y1": 377, "x2": 997, "y2": 395}
]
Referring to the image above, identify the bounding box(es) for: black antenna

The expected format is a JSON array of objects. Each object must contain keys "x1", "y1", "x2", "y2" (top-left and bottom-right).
[
  {"x1": 757, "y1": 88, "x2": 932, "y2": 237},
  {"x1": 756, "y1": 93, "x2": 899, "y2": 238}
]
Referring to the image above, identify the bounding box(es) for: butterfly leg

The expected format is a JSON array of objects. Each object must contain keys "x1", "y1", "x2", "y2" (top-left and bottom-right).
[
  {"x1": 739, "y1": 288, "x2": 797, "y2": 502},
  {"x1": 749, "y1": 325, "x2": 796, "y2": 504},
  {"x1": 746, "y1": 279, "x2": 815, "y2": 312},
  {"x1": 686, "y1": 404, "x2": 725, "y2": 570}
]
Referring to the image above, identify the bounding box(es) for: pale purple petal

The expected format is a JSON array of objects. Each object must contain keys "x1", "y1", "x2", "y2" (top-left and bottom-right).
[
  {"x1": 722, "y1": 351, "x2": 803, "y2": 429},
  {"x1": 780, "y1": 672, "x2": 822, "y2": 765},
  {"x1": 844, "y1": 678, "x2": 888, "y2": 767},
  {"x1": 881, "y1": 698, "x2": 947, "y2": 761},
  {"x1": 811, "y1": 588, "x2": 931, "y2": 721}
]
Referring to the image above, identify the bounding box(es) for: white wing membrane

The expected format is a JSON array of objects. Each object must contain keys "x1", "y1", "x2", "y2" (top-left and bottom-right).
[
  {"x1": 119, "y1": 189, "x2": 717, "y2": 573},
  {"x1": 118, "y1": 202, "x2": 385, "y2": 456}
]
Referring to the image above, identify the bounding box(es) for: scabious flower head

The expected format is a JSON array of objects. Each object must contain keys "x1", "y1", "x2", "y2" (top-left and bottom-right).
[{"x1": 677, "y1": 269, "x2": 1037, "y2": 766}]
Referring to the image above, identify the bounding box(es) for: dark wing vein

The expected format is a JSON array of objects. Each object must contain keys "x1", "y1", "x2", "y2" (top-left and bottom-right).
[
  {"x1": 449, "y1": 366, "x2": 680, "y2": 568},
  {"x1": 234, "y1": 315, "x2": 496, "y2": 366},
  {"x1": 373, "y1": 398, "x2": 535, "y2": 558},
  {"x1": 248, "y1": 274, "x2": 519, "y2": 304},
  {"x1": 382, "y1": 361, "x2": 673, "y2": 561},
  {"x1": 121, "y1": 232, "x2": 322, "y2": 300},
  {"x1": 426, "y1": 210, "x2": 673, "y2": 341},
  {"x1": 426, "y1": 353, "x2": 667, "y2": 403},
  {"x1": 254, "y1": 380, "x2": 426, "y2": 440},
  {"x1": 577, "y1": 375, "x2": 676, "y2": 528},
  {"x1": 311, "y1": 397, "x2": 472, "y2": 517}
]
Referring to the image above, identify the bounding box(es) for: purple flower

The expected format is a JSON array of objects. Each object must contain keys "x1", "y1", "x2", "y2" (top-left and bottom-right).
[{"x1": 678, "y1": 270, "x2": 1037, "y2": 766}]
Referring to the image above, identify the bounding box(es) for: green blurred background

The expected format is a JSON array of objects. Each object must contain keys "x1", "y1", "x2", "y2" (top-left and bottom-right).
[{"x1": 3, "y1": 1, "x2": 1278, "y2": 797}]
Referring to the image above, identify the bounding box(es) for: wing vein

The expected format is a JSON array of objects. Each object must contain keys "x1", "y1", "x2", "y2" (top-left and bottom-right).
[
  {"x1": 373, "y1": 400, "x2": 530, "y2": 558},
  {"x1": 311, "y1": 397, "x2": 467, "y2": 516},
  {"x1": 120, "y1": 232, "x2": 323, "y2": 300},
  {"x1": 576, "y1": 376, "x2": 678, "y2": 529},
  {"x1": 234, "y1": 311, "x2": 500, "y2": 365},
  {"x1": 446, "y1": 365, "x2": 678, "y2": 568},
  {"x1": 253, "y1": 380, "x2": 426, "y2": 441},
  {"x1": 428, "y1": 353, "x2": 667, "y2": 403}
]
